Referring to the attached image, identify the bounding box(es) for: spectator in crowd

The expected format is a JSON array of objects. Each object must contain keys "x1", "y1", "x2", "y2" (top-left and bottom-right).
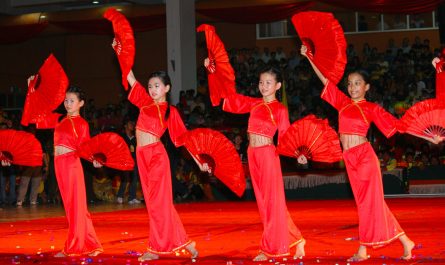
[{"x1": 116, "y1": 119, "x2": 141, "y2": 204}]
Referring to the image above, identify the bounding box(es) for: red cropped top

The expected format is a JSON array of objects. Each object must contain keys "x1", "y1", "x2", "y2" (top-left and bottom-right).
[
  {"x1": 128, "y1": 81, "x2": 187, "y2": 147},
  {"x1": 321, "y1": 81, "x2": 397, "y2": 138},
  {"x1": 54, "y1": 115, "x2": 90, "y2": 150},
  {"x1": 223, "y1": 93, "x2": 290, "y2": 142}
]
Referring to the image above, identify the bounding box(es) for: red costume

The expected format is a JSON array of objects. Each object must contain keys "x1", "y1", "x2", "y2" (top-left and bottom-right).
[
  {"x1": 53, "y1": 115, "x2": 103, "y2": 255},
  {"x1": 321, "y1": 81, "x2": 405, "y2": 248},
  {"x1": 128, "y1": 81, "x2": 192, "y2": 254},
  {"x1": 223, "y1": 93, "x2": 303, "y2": 257}
]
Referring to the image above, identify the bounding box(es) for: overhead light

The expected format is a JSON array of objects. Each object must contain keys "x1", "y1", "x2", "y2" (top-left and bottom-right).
[
  {"x1": 92, "y1": 1, "x2": 99, "y2": 4},
  {"x1": 40, "y1": 15, "x2": 46, "y2": 19},
  {"x1": 116, "y1": 8, "x2": 122, "y2": 11}
]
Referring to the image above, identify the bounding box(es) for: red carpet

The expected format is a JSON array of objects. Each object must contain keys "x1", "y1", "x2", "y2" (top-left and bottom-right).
[{"x1": 1, "y1": 198, "x2": 444, "y2": 264}]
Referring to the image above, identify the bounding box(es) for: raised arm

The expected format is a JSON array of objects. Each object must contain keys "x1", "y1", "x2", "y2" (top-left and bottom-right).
[
  {"x1": 126, "y1": 70, "x2": 152, "y2": 109},
  {"x1": 301, "y1": 45, "x2": 328, "y2": 85}
]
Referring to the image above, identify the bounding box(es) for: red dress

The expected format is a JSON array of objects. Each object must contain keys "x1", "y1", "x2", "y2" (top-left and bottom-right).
[
  {"x1": 223, "y1": 93, "x2": 303, "y2": 257},
  {"x1": 53, "y1": 115, "x2": 103, "y2": 255},
  {"x1": 128, "y1": 81, "x2": 192, "y2": 254},
  {"x1": 321, "y1": 81, "x2": 405, "y2": 248}
]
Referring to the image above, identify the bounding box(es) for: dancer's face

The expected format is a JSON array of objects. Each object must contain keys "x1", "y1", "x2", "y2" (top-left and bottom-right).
[
  {"x1": 148, "y1": 77, "x2": 170, "y2": 103},
  {"x1": 347, "y1": 73, "x2": 369, "y2": 101},
  {"x1": 258, "y1": 72, "x2": 281, "y2": 101},
  {"x1": 64, "y1": 92, "x2": 84, "y2": 116}
]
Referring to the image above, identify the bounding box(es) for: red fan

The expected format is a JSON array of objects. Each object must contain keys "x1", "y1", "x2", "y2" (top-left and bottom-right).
[
  {"x1": 78, "y1": 132, "x2": 134, "y2": 171},
  {"x1": 21, "y1": 54, "x2": 68, "y2": 127},
  {"x1": 182, "y1": 128, "x2": 245, "y2": 197},
  {"x1": 277, "y1": 115, "x2": 342, "y2": 163},
  {"x1": 399, "y1": 99, "x2": 445, "y2": 139},
  {"x1": 104, "y1": 8, "x2": 135, "y2": 90},
  {"x1": 0, "y1": 129, "x2": 42, "y2": 166},
  {"x1": 197, "y1": 24, "x2": 236, "y2": 106},
  {"x1": 291, "y1": 11, "x2": 347, "y2": 84}
]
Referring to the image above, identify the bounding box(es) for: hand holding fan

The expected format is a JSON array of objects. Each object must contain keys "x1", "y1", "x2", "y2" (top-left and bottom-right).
[
  {"x1": 291, "y1": 11, "x2": 347, "y2": 84},
  {"x1": 104, "y1": 8, "x2": 135, "y2": 90},
  {"x1": 78, "y1": 132, "x2": 134, "y2": 170},
  {"x1": 197, "y1": 24, "x2": 236, "y2": 106},
  {"x1": 399, "y1": 99, "x2": 445, "y2": 142},
  {"x1": 21, "y1": 54, "x2": 68, "y2": 127},
  {"x1": 0, "y1": 129, "x2": 42, "y2": 166},
  {"x1": 182, "y1": 128, "x2": 245, "y2": 197},
  {"x1": 277, "y1": 115, "x2": 342, "y2": 163}
]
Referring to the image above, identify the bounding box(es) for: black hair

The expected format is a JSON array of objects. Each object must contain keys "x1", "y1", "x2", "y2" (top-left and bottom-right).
[
  {"x1": 347, "y1": 70, "x2": 371, "y2": 85},
  {"x1": 148, "y1": 71, "x2": 171, "y2": 120},
  {"x1": 258, "y1": 66, "x2": 283, "y2": 101},
  {"x1": 61, "y1": 85, "x2": 86, "y2": 120},
  {"x1": 258, "y1": 65, "x2": 283, "y2": 83},
  {"x1": 66, "y1": 85, "x2": 86, "y2": 102}
]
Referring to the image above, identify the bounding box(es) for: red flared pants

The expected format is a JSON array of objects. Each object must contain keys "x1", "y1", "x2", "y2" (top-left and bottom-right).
[
  {"x1": 248, "y1": 145, "x2": 303, "y2": 257},
  {"x1": 343, "y1": 142, "x2": 404, "y2": 248},
  {"x1": 54, "y1": 152, "x2": 103, "y2": 255},
  {"x1": 136, "y1": 142, "x2": 191, "y2": 254}
]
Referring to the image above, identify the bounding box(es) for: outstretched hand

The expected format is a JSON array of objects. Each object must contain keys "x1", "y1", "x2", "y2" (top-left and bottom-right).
[
  {"x1": 1, "y1": 160, "x2": 11, "y2": 167},
  {"x1": 111, "y1": 38, "x2": 121, "y2": 55},
  {"x1": 430, "y1": 135, "x2": 445, "y2": 145},
  {"x1": 297, "y1": 155, "x2": 308, "y2": 165},
  {"x1": 204, "y1": 58, "x2": 210, "y2": 67},
  {"x1": 27, "y1": 75, "x2": 35, "y2": 86},
  {"x1": 432, "y1": 57, "x2": 441, "y2": 68},
  {"x1": 300, "y1": 45, "x2": 308, "y2": 58},
  {"x1": 199, "y1": 162, "x2": 212, "y2": 174},
  {"x1": 93, "y1": 159, "x2": 103, "y2": 168}
]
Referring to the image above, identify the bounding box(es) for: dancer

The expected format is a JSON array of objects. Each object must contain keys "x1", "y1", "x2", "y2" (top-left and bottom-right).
[
  {"x1": 204, "y1": 60, "x2": 305, "y2": 261},
  {"x1": 126, "y1": 70, "x2": 204, "y2": 261},
  {"x1": 301, "y1": 44, "x2": 424, "y2": 261},
  {"x1": 52, "y1": 85, "x2": 103, "y2": 257}
]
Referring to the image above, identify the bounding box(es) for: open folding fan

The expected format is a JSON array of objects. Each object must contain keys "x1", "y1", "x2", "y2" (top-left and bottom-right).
[
  {"x1": 399, "y1": 99, "x2": 445, "y2": 139},
  {"x1": 291, "y1": 11, "x2": 347, "y2": 84},
  {"x1": 277, "y1": 115, "x2": 342, "y2": 163},
  {"x1": 104, "y1": 8, "x2": 135, "y2": 90},
  {"x1": 21, "y1": 54, "x2": 68, "y2": 127},
  {"x1": 182, "y1": 128, "x2": 245, "y2": 197},
  {"x1": 78, "y1": 132, "x2": 134, "y2": 170},
  {"x1": 197, "y1": 24, "x2": 236, "y2": 106},
  {"x1": 0, "y1": 129, "x2": 42, "y2": 166}
]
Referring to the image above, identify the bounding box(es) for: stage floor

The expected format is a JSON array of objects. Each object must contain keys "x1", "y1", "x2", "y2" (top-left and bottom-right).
[{"x1": 1, "y1": 197, "x2": 444, "y2": 264}]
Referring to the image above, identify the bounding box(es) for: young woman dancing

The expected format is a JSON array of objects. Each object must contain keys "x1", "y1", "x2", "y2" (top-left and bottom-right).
[
  {"x1": 126, "y1": 70, "x2": 203, "y2": 261},
  {"x1": 53, "y1": 85, "x2": 103, "y2": 257},
  {"x1": 204, "y1": 60, "x2": 305, "y2": 261},
  {"x1": 301, "y1": 44, "x2": 419, "y2": 262}
]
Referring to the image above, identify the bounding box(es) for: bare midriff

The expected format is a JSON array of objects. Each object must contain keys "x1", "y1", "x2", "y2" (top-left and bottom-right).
[
  {"x1": 54, "y1": 145, "x2": 75, "y2": 156},
  {"x1": 136, "y1": 130, "x2": 160, "y2": 147},
  {"x1": 249, "y1": 133, "x2": 273, "y2": 147},
  {"x1": 340, "y1": 133, "x2": 368, "y2": 151}
]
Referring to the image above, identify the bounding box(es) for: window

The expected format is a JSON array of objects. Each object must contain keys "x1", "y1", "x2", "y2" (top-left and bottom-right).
[{"x1": 256, "y1": 11, "x2": 438, "y2": 39}]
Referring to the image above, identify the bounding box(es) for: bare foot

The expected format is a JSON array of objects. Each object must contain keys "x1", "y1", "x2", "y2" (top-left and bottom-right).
[
  {"x1": 252, "y1": 253, "x2": 268, "y2": 262},
  {"x1": 138, "y1": 252, "x2": 159, "y2": 261},
  {"x1": 185, "y1": 241, "x2": 199, "y2": 259},
  {"x1": 88, "y1": 250, "x2": 102, "y2": 257},
  {"x1": 294, "y1": 239, "x2": 306, "y2": 259},
  {"x1": 347, "y1": 253, "x2": 369, "y2": 262},
  {"x1": 401, "y1": 239, "x2": 415, "y2": 260},
  {"x1": 54, "y1": 252, "x2": 66, "y2": 258}
]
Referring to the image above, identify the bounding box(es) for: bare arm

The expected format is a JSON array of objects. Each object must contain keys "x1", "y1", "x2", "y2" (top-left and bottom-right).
[
  {"x1": 187, "y1": 150, "x2": 211, "y2": 173},
  {"x1": 300, "y1": 45, "x2": 328, "y2": 85},
  {"x1": 127, "y1": 70, "x2": 137, "y2": 88}
]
